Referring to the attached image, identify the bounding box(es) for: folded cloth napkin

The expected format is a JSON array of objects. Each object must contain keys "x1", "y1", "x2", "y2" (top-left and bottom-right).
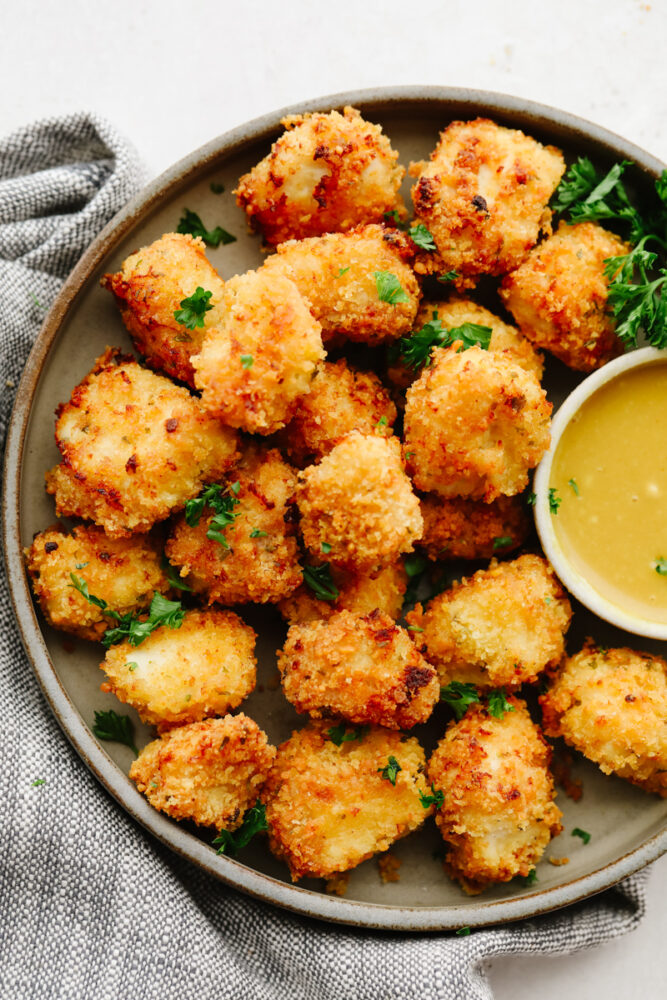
[{"x1": 0, "y1": 112, "x2": 650, "y2": 1000}]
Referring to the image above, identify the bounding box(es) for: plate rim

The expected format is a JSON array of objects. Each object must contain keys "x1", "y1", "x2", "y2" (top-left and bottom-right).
[{"x1": 4, "y1": 84, "x2": 667, "y2": 932}]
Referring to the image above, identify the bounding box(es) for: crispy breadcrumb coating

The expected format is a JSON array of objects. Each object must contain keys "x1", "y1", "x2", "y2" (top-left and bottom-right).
[
  {"x1": 278, "y1": 560, "x2": 407, "y2": 625},
  {"x1": 428, "y1": 699, "x2": 562, "y2": 893},
  {"x1": 101, "y1": 232, "x2": 226, "y2": 386},
  {"x1": 403, "y1": 345, "x2": 551, "y2": 501},
  {"x1": 276, "y1": 359, "x2": 397, "y2": 466},
  {"x1": 45, "y1": 350, "x2": 238, "y2": 538},
  {"x1": 101, "y1": 609, "x2": 256, "y2": 729},
  {"x1": 166, "y1": 444, "x2": 302, "y2": 605},
  {"x1": 419, "y1": 495, "x2": 530, "y2": 561},
  {"x1": 278, "y1": 609, "x2": 439, "y2": 729},
  {"x1": 129, "y1": 714, "x2": 276, "y2": 829},
  {"x1": 410, "y1": 118, "x2": 564, "y2": 286},
  {"x1": 262, "y1": 720, "x2": 433, "y2": 880},
  {"x1": 541, "y1": 643, "x2": 667, "y2": 796},
  {"x1": 192, "y1": 269, "x2": 325, "y2": 435},
  {"x1": 500, "y1": 221, "x2": 629, "y2": 371},
  {"x1": 235, "y1": 107, "x2": 404, "y2": 246},
  {"x1": 262, "y1": 225, "x2": 420, "y2": 345},
  {"x1": 297, "y1": 432, "x2": 423, "y2": 571},
  {"x1": 408, "y1": 555, "x2": 571, "y2": 689},
  {"x1": 25, "y1": 524, "x2": 168, "y2": 641}
]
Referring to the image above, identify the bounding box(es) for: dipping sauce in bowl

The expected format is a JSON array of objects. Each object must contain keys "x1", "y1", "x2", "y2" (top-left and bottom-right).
[{"x1": 535, "y1": 347, "x2": 667, "y2": 639}]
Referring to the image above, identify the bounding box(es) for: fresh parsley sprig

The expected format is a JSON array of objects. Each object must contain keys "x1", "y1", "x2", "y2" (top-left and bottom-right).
[
  {"x1": 418, "y1": 784, "x2": 444, "y2": 809},
  {"x1": 326, "y1": 723, "x2": 368, "y2": 747},
  {"x1": 378, "y1": 756, "x2": 402, "y2": 785},
  {"x1": 374, "y1": 271, "x2": 410, "y2": 305},
  {"x1": 173, "y1": 287, "x2": 213, "y2": 329},
  {"x1": 486, "y1": 688, "x2": 514, "y2": 720},
  {"x1": 92, "y1": 709, "x2": 138, "y2": 755},
  {"x1": 184, "y1": 482, "x2": 241, "y2": 549},
  {"x1": 177, "y1": 208, "x2": 236, "y2": 247},
  {"x1": 553, "y1": 158, "x2": 649, "y2": 244},
  {"x1": 393, "y1": 312, "x2": 491, "y2": 371},
  {"x1": 440, "y1": 683, "x2": 514, "y2": 721},
  {"x1": 603, "y1": 242, "x2": 667, "y2": 348},
  {"x1": 161, "y1": 556, "x2": 192, "y2": 592},
  {"x1": 303, "y1": 563, "x2": 339, "y2": 602},
  {"x1": 409, "y1": 223, "x2": 437, "y2": 251},
  {"x1": 69, "y1": 574, "x2": 185, "y2": 648},
  {"x1": 213, "y1": 803, "x2": 268, "y2": 856}
]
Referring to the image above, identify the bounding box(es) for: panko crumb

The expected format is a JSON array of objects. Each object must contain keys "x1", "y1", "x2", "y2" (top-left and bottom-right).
[
  {"x1": 419, "y1": 494, "x2": 530, "y2": 562},
  {"x1": 548, "y1": 856, "x2": 570, "y2": 867},
  {"x1": 378, "y1": 852, "x2": 402, "y2": 883},
  {"x1": 278, "y1": 560, "x2": 407, "y2": 625},
  {"x1": 551, "y1": 749, "x2": 583, "y2": 802},
  {"x1": 324, "y1": 872, "x2": 350, "y2": 896}
]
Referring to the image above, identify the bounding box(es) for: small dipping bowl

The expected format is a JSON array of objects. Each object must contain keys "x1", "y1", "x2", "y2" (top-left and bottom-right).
[{"x1": 535, "y1": 346, "x2": 667, "y2": 640}]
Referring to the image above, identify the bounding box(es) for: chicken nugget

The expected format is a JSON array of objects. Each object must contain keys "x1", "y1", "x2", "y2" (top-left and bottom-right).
[
  {"x1": 192, "y1": 269, "x2": 325, "y2": 435},
  {"x1": 129, "y1": 714, "x2": 276, "y2": 829},
  {"x1": 45, "y1": 349, "x2": 238, "y2": 538},
  {"x1": 410, "y1": 118, "x2": 564, "y2": 286},
  {"x1": 428, "y1": 699, "x2": 562, "y2": 893},
  {"x1": 419, "y1": 495, "x2": 530, "y2": 561},
  {"x1": 278, "y1": 560, "x2": 407, "y2": 625},
  {"x1": 408, "y1": 555, "x2": 571, "y2": 689},
  {"x1": 262, "y1": 720, "x2": 433, "y2": 880},
  {"x1": 101, "y1": 609, "x2": 256, "y2": 728},
  {"x1": 166, "y1": 443, "x2": 302, "y2": 605},
  {"x1": 500, "y1": 221, "x2": 629, "y2": 371},
  {"x1": 262, "y1": 225, "x2": 420, "y2": 345},
  {"x1": 235, "y1": 106, "x2": 404, "y2": 246},
  {"x1": 403, "y1": 345, "x2": 551, "y2": 501},
  {"x1": 25, "y1": 524, "x2": 168, "y2": 641},
  {"x1": 101, "y1": 232, "x2": 226, "y2": 386},
  {"x1": 540, "y1": 643, "x2": 667, "y2": 796},
  {"x1": 297, "y1": 431, "x2": 423, "y2": 571},
  {"x1": 278, "y1": 609, "x2": 439, "y2": 729}
]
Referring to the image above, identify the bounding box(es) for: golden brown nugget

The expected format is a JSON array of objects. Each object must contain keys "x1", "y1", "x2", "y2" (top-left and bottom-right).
[
  {"x1": 262, "y1": 225, "x2": 420, "y2": 345},
  {"x1": 297, "y1": 432, "x2": 423, "y2": 571},
  {"x1": 262, "y1": 720, "x2": 433, "y2": 880},
  {"x1": 500, "y1": 221, "x2": 629, "y2": 371},
  {"x1": 166, "y1": 444, "x2": 302, "y2": 605},
  {"x1": 101, "y1": 232, "x2": 226, "y2": 386},
  {"x1": 428, "y1": 699, "x2": 562, "y2": 893},
  {"x1": 418, "y1": 495, "x2": 530, "y2": 562},
  {"x1": 129, "y1": 714, "x2": 276, "y2": 829},
  {"x1": 541, "y1": 643, "x2": 667, "y2": 797},
  {"x1": 408, "y1": 554, "x2": 571, "y2": 689},
  {"x1": 25, "y1": 524, "x2": 168, "y2": 641},
  {"x1": 278, "y1": 609, "x2": 439, "y2": 730},
  {"x1": 192, "y1": 269, "x2": 325, "y2": 435},
  {"x1": 45, "y1": 350, "x2": 238, "y2": 538},
  {"x1": 276, "y1": 359, "x2": 397, "y2": 466},
  {"x1": 278, "y1": 560, "x2": 407, "y2": 625},
  {"x1": 403, "y1": 345, "x2": 551, "y2": 501},
  {"x1": 101, "y1": 609, "x2": 257, "y2": 729},
  {"x1": 409, "y1": 118, "x2": 564, "y2": 286},
  {"x1": 235, "y1": 107, "x2": 404, "y2": 245}
]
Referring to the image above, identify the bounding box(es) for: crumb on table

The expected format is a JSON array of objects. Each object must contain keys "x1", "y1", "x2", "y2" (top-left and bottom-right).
[{"x1": 378, "y1": 852, "x2": 402, "y2": 883}]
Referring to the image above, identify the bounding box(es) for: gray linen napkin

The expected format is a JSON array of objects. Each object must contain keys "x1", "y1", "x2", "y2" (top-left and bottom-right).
[{"x1": 0, "y1": 112, "x2": 650, "y2": 1000}]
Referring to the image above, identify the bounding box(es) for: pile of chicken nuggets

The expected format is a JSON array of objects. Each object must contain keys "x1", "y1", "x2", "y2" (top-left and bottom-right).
[{"x1": 26, "y1": 106, "x2": 667, "y2": 896}]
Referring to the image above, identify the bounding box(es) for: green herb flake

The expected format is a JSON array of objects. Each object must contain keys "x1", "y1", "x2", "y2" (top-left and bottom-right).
[
  {"x1": 436, "y1": 271, "x2": 459, "y2": 283},
  {"x1": 250, "y1": 528, "x2": 268, "y2": 539},
  {"x1": 31, "y1": 778, "x2": 46, "y2": 787},
  {"x1": 326, "y1": 723, "x2": 368, "y2": 747},
  {"x1": 378, "y1": 755, "x2": 402, "y2": 786},
  {"x1": 396, "y1": 313, "x2": 492, "y2": 371},
  {"x1": 374, "y1": 271, "x2": 410, "y2": 305},
  {"x1": 303, "y1": 563, "x2": 339, "y2": 602},
  {"x1": 321, "y1": 542, "x2": 332, "y2": 554},
  {"x1": 655, "y1": 558, "x2": 667, "y2": 576},
  {"x1": 455, "y1": 926, "x2": 471, "y2": 937},
  {"x1": 548, "y1": 488, "x2": 562, "y2": 514},
  {"x1": 177, "y1": 208, "x2": 236, "y2": 247},
  {"x1": 376, "y1": 415, "x2": 388, "y2": 429},
  {"x1": 572, "y1": 827, "x2": 592, "y2": 844},
  {"x1": 184, "y1": 483, "x2": 241, "y2": 549},
  {"x1": 161, "y1": 556, "x2": 193, "y2": 593},
  {"x1": 240, "y1": 354, "x2": 254, "y2": 369},
  {"x1": 213, "y1": 803, "x2": 268, "y2": 856},
  {"x1": 493, "y1": 536, "x2": 513, "y2": 551},
  {"x1": 74, "y1": 561, "x2": 89, "y2": 570},
  {"x1": 519, "y1": 868, "x2": 538, "y2": 887},
  {"x1": 210, "y1": 181, "x2": 225, "y2": 194},
  {"x1": 383, "y1": 210, "x2": 406, "y2": 230},
  {"x1": 409, "y1": 223, "x2": 437, "y2": 251},
  {"x1": 406, "y1": 624, "x2": 424, "y2": 632},
  {"x1": 92, "y1": 709, "x2": 138, "y2": 755},
  {"x1": 526, "y1": 491, "x2": 537, "y2": 506},
  {"x1": 418, "y1": 784, "x2": 444, "y2": 809},
  {"x1": 127, "y1": 662, "x2": 139, "y2": 672},
  {"x1": 440, "y1": 681, "x2": 480, "y2": 720},
  {"x1": 173, "y1": 286, "x2": 214, "y2": 330},
  {"x1": 486, "y1": 688, "x2": 514, "y2": 720},
  {"x1": 568, "y1": 477, "x2": 580, "y2": 496},
  {"x1": 69, "y1": 573, "x2": 184, "y2": 648},
  {"x1": 336, "y1": 266, "x2": 350, "y2": 278}
]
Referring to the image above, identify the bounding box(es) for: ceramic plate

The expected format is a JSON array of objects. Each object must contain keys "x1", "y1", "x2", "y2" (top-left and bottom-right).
[{"x1": 4, "y1": 86, "x2": 667, "y2": 931}]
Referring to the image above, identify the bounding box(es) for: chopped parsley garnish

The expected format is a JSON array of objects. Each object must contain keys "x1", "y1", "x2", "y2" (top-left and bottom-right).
[
  {"x1": 69, "y1": 574, "x2": 185, "y2": 648},
  {"x1": 394, "y1": 312, "x2": 491, "y2": 371},
  {"x1": 321, "y1": 542, "x2": 332, "y2": 554},
  {"x1": 418, "y1": 784, "x2": 444, "y2": 809},
  {"x1": 655, "y1": 558, "x2": 667, "y2": 576},
  {"x1": 603, "y1": 243, "x2": 667, "y2": 349},
  {"x1": 486, "y1": 688, "x2": 514, "y2": 720},
  {"x1": 568, "y1": 477, "x2": 580, "y2": 496},
  {"x1": 326, "y1": 723, "x2": 368, "y2": 746},
  {"x1": 374, "y1": 271, "x2": 410, "y2": 305},
  {"x1": 336, "y1": 266, "x2": 350, "y2": 277},
  {"x1": 455, "y1": 926, "x2": 471, "y2": 937},
  {"x1": 383, "y1": 209, "x2": 406, "y2": 229},
  {"x1": 548, "y1": 488, "x2": 562, "y2": 514},
  {"x1": 176, "y1": 208, "x2": 236, "y2": 247},
  {"x1": 571, "y1": 827, "x2": 592, "y2": 844},
  {"x1": 493, "y1": 536, "x2": 513, "y2": 551},
  {"x1": 526, "y1": 491, "x2": 537, "y2": 506},
  {"x1": 303, "y1": 563, "x2": 339, "y2": 602},
  {"x1": 213, "y1": 803, "x2": 268, "y2": 856},
  {"x1": 75, "y1": 561, "x2": 89, "y2": 570},
  {"x1": 403, "y1": 552, "x2": 429, "y2": 606},
  {"x1": 440, "y1": 681, "x2": 480, "y2": 720},
  {"x1": 92, "y1": 709, "x2": 138, "y2": 755},
  {"x1": 210, "y1": 181, "x2": 225, "y2": 194},
  {"x1": 250, "y1": 528, "x2": 267, "y2": 538},
  {"x1": 406, "y1": 624, "x2": 424, "y2": 632},
  {"x1": 519, "y1": 868, "x2": 538, "y2": 887},
  {"x1": 173, "y1": 286, "x2": 213, "y2": 329},
  {"x1": 127, "y1": 662, "x2": 139, "y2": 672},
  {"x1": 437, "y1": 271, "x2": 459, "y2": 283},
  {"x1": 378, "y1": 756, "x2": 402, "y2": 785},
  {"x1": 553, "y1": 158, "x2": 648, "y2": 242},
  {"x1": 409, "y1": 223, "x2": 437, "y2": 251},
  {"x1": 376, "y1": 415, "x2": 388, "y2": 429},
  {"x1": 184, "y1": 483, "x2": 241, "y2": 549},
  {"x1": 161, "y1": 556, "x2": 192, "y2": 592},
  {"x1": 29, "y1": 292, "x2": 44, "y2": 310},
  {"x1": 31, "y1": 778, "x2": 46, "y2": 787},
  {"x1": 240, "y1": 354, "x2": 254, "y2": 368}
]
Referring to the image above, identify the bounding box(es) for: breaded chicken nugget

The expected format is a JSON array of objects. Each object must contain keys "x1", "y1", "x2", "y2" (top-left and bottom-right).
[
  {"x1": 278, "y1": 560, "x2": 407, "y2": 625},
  {"x1": 276, "y1": 359, "x2": 397, "y2": 466},
  {"x1": 166, "y1": 444, "x2": 302, "y2": 605},
  {"x1": 101, "y1": 609, "x2": 256, "y2": 729},
  {"x1": 297, "y1": 431, "x2": 423, "y2": 571},
  {"x1": 410, "y1": 118, "x2": 564, "y2": 286},
  {"x1": 262, "y1": 225, "x2": 420, "y2": 345},
  {"x1": 129, "y1": 714, "x2": 276, "y2": 829},
  {"x1": 403, "y1": 345, "x2": 551, "y2": 501},
  {"x1": 278, "y1": 609, "x2": 439, "y2": 729},
  {"x1": 101, "y1": 233, "x2": 226, "y2": 386},
  {"x1": 262, "y1": 720, "x2": 433, "y2": 880},
  {"x1": 541, "y1": 643, "x2": 667, "y2": 796},
  {"x1": 235, "y1": 107, "x2": 404, "y2": 246},
  {"x1": 419, "y1": 494, "x2": 530, "y2": 561},
  {"x1": 192, "y1": 269, "x2": 325, "y2": 435},
  {"x1": 500, "y1": 221, "x2": 629, "y2": 371},
  {"x1": 408, "y1": 554, "x2": 571, "y2": 689},
  {"x1": 45, "y1": 350, "x2": 238, "y2": 538},
  {"x1": 428, "y1": 699, "x2": 562, "y2": 893},
  {"x1": 25, "y1": 524, "x2": 168, "y2": 641}
]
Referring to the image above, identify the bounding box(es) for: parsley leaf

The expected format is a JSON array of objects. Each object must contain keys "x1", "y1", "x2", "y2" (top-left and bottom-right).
[
  {"x1": 526, "y1": 490, "x2": 537, "y2": 506},
  {"x1": 486, "y1": 688, "x2": 514, "y2": 720},
  {"x1": 240, "y1": 354, "x2": 254, "y2": 368},
  {"x1": 553, "y1": 158, "x2": 647, "y2": 243},
  {"x1": 378, "y1": 756, "x2": 402, "y2": 785},
  {"x1": 493, "y1": 536, "x2": 513, "y2": 551},
  {"x1": 395, "y1": 312, "x2": 492, "y2": 371},
  {"x1": 383, "y1": 209, "x2": 407, "y2": 230},
  {"x1": 436, "y1": 271, "x2": 459, "y2": 283},
  {"x1": 69, "y1": 573, "x2": 108, "y2": 612},
  {"x1": 210, "y1": 181, "x2": 225, "y2": 194},
  {"x1": 455, "y1": 926, "x2": 471, "y2": 937},
  {"x1": 173, "y1": 286, "x2": 213, "y2": 329},
  {"x1": 250, "y1": 528, "x2": 267, "y2": 538},
  {"x1": 403, "y1": 552, "x2": 429, "y2": 606},
  {"x1": 303, "y1": 563, "x2": 339, "y2": 602},
  {"x1": 336, "y1": 266, "x2": 350, "y2": 277},
  {"x1": 161, "y1": 556, "x2": 192, "y2": 592},
  {"x1": 548, "y1": 488, "x2": 562, "y2": 514},
  {"x1": 603, "y1": 243, "x2": 667, "y2": 349},
  {"x1": 213, "y1": 803, "x2": 268, "y2": 856},
  {"x1": 69, "y1": 573, "x2": 184, "y2": 648},
  {"x1": 326, "y1": 723, "x2": 368, "y2": 747},
  {"x1": 92, "y1": 709, "x2": 138, "y2": 755},
  {"x1": 440, "y1": 682, "x2": 480, "y2": 720},
  {"x1": 654, "y1": 558, "x2": 667, "y2": 576},
  {"x1": 519, "y1": 868, "x2": 538, "y2": 887},
  {"x1": 184, "y1": 483, "x2": 241, "y2": 549},
  {"x1": 321, "y1": 542, "x2": 332, "y2": 554},
  {"x1": 418, "y1": 784, "x2": 444, "y2": 809},
  {"x1": 572, "y1": 827, "x2": 592, "y2": 844},
  {"x1": 568, "y1": 477, "x2": 580, "y2": 496},
  {"x1": 31, "y1": 778, "x2": 46, "y2": 787},
  {"x1": 409, "y1": 223, "x2": 437, "y2": 251},
  {"x1": 374, "y1": 271, "x2": 410, "y2": 305},
  {"x1": 177, "y1": 208, "x2": 236, "y2": 247}
]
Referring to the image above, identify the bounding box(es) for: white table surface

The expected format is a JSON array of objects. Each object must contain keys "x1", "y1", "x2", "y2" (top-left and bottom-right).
[{"x1": 3, "y1": 0, "x2": 666, "y2": 995}]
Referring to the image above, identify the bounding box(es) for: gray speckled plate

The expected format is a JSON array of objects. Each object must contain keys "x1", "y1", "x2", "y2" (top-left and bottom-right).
[{"x1": 3, "y1": 87, "x2": 667, "y2": 931}]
